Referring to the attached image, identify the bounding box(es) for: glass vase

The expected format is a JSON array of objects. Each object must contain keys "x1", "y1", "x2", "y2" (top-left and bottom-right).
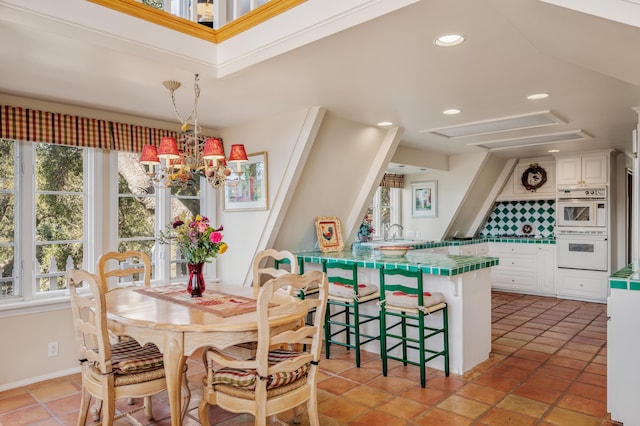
[{"x1": 187, "y1": 262, "x2": 205, "y2": 297}]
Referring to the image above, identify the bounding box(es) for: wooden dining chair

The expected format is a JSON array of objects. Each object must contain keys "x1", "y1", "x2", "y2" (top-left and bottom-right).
[
  {"x1": 252, "y1": 249, "x2": 300, "y2": 298},
  {"x1": 68, "y1": 268, "x2": 191, "y2": 425},
  {"x1": 97, "y1": 250, "x2": 152, "y2": 293},
  {"x1": 198, "y1": 270, "x2": 328, "y2": 426}
]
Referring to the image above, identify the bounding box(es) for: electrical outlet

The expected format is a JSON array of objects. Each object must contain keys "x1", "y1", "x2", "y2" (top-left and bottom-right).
[{"x1": 48, "y1": 341, "x2": 58, "y2": 357}]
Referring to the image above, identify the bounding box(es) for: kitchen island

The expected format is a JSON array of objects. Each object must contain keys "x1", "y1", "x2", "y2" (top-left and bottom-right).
[{"x1": 296, "y1": 249, "x2": 499, "y2": 375}]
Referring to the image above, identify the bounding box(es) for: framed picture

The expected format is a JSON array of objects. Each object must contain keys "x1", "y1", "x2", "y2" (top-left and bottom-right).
[
  {"x1": 314, "y1": 216, "x2": 344, "y2": 253},
  {"x1": 412, "y1": 181, "x2": 437, "y2": 218},
  {"x1": 223, "y1": 152, "x2": 268, "y2": 211}
]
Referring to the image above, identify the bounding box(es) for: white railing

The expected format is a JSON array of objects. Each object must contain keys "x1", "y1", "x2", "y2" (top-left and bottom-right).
[{"x1": 146, "y1": 0, "x2": 272, "y2": 29}]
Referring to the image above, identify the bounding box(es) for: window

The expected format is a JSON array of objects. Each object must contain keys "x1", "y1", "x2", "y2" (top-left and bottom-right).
[
  {"x1": 0, "y1": 139, "x2": 16, "y2": 297},
  {"x1": 370, "y1": 186, "x2": 401, "y2": 239},
  {"x1": 34, "y1": 143, "x2": 86, "y2": 294}
]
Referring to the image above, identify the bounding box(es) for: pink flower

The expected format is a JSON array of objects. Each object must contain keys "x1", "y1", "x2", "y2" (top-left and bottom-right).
[
  {"x1": 197, "y1": 222, "x2": 208, "y2": 233},
  {"x1": 210, "y1": 231, "x2": 223, "y2": 244}
]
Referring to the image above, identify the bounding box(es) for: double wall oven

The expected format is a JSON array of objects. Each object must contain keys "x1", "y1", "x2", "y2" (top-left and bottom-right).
[{"x1": 556, "y1": 186, "x2": 609, "y2": 272}]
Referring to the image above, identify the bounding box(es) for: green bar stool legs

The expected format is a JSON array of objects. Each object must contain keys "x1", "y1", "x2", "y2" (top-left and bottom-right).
[
  {"x1": 379, "y1": 266, "x2": 449, "y2": 387},
  {"x1": 322, "y1": 260, "x2": 380, "y2": 367}
]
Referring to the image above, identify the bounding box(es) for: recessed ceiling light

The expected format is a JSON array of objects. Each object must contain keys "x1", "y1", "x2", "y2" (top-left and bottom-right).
[
  {"x1": 434, "y1": 34, "x2": 465, "y2": 47},
  {"x1": 548, "y1": 149, "x2": 560, "y2": 153},
  {"x1": 377, "y1": 121, "x2": 393, "y2": 127},
  {"x1": 442, "y1": 108, "x2": 461, "y2": 115},
  {"x1": 527, "y1": 93, "x2": 550, "y2": 100}
]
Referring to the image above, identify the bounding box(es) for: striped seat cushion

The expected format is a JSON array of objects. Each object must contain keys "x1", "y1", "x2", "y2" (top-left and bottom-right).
[
  {"x1": 110, "y1": 339, "x2": 164, "y2": 374},
  {"x1": 210, "y1": 350, "x2": 309, "y2": 390},
  {"x1": 329, "y1": 282, "x2": 377, "y2": 298},
  {"x1": 385, "y1": 290, "x2": 445, "y2": 309}
]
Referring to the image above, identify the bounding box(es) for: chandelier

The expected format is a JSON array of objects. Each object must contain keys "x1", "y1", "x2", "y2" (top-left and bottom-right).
[{"x1": 138, "y1": 74, "x2": 248, "y2": 189}]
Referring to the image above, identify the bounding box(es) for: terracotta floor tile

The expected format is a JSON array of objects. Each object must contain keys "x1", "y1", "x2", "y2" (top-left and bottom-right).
[
  {"x1": 487, "y1": 365, "x2": 530, "y2": 380},
  {"x1": 557, "y1": 393, "x2": 607, "y2": 418},
  {"x1": 29, "y1": 381, "x2": 80, "y2": 402},
  {"x1": 45, "y1": 393, "x2": 83, "y2": 416},
  {"x1": 544, "y1": 406, "x2": 601, "y2": 426},
  {"x1": 0, "y1": 392, "x2": 39, "y2": 413},
  {"x1": 564, "y1": 341, "x2": 602, "y2": 353},
  {"x1": 348, "y1": 409, "x2": 406, "y2": 426},
  {"x1": 584, "y1": 362, "x2": 607, "y2": 375},
  {"x1": 414, "y1": 407, "x2": 473, "y2": 426},
  {"x1": 0, "y1": 405, "x2": 51, "y2": 425},
  {"x1": 474, "y1": 373, "x2": 522, "y2": 392},
  {"x1": 576, "y1": 371, "x2": 607, "y2": 387},
  {"x1": 422, "y1": 375, "x2": 467, "y2": 392},
  {"x1": 320, "y1": 358, "x2": 357, "y2": 374},
  {"x1": 546, "y1": 355, "x2": 589, "y2": 370},
  {"x1": 342, "y1": 384, "x2": 394, "y2": 407},
  {"x1": 399, "y1": 385, "x2": 449, "y2": 405},
  {"x1": 493, "y1": 337, "x2": 529, "y2": 348},
  {"x1": 339, "y1": 366, "x2": 381, "y2": 383},
  {"x1": 318, "y1": 395, "x2": 369, "y2": 422},
  {"x1": 366, "y1": 375, "x2": 416, "y2": 394},
  {"x1": 526, "y1": 372, "x2": 572, "y2": 392},
  {"x1": 555, "y1": 348, "x2": 596, "y2": 362},
  {"x1": 316, "y1": 376, "x2": 360, "y2": 395},
  {"x1": 512, "y1": 348, "x2": 552, "y2": 362},
  {"x1": 499, "y1": 356, "x2": 541, "y2": 372},
  {"x1": 492, "y1": 343, "x2": 519, "y2": 356},
  {"x1": 456, "y1": 383, "x2": 506, "y2": 405},
  {"x1": 567, "y1": 381, "x2": 607, "y2": 403},
  {"x1": 378, "y1": 396, "x2": 427, "y2": 419},
  {"x1": 521, "y1": 342, "x2": 559, "y2": 354},
  {"x1": 437, "y1": 394, "x2": 490, "y2": 418},
  {"x1": 512, "y1": 383, "x2": 562, "y2": 405},
  {"x1": 479, "y1": 407, "x2": 537, "y2": 426},
  {"x1": 496, "y1": 394, "x2": 549, "y2": 418},
  {"x1": 536, "y1": 364, "x2": 581, "y2": 380}
]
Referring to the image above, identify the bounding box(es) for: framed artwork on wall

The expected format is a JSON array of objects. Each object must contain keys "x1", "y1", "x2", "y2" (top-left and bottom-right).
[
  {"x1": 412, "y1": 181, "x2": 437, "y2": 218},
  {"x1": 314, "y1": 216, "x2": 344, "y2": 253},
  {"x1": 223, "y1": 152, "x2": 268, "y2": 211}
]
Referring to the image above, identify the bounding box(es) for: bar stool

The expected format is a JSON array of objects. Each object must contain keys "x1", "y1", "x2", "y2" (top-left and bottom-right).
[
  {"x1": 379, "y1": 266, "x2": 449, "y2": 387},
  {"x1": 323, "y1": 260, "x2": 379, "y2": 367}
]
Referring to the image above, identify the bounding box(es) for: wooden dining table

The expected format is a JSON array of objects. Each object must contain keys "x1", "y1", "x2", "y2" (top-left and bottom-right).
[{"x1": 105, "y1": 282, "x2": 304, "y2": 426}]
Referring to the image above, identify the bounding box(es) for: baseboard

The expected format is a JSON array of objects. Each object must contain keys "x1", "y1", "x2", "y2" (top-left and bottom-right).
[{"x1": 0, "y1": 366, "x2": 80, "y2": 393}]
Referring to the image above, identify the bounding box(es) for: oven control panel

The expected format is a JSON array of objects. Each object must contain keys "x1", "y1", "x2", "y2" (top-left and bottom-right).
[{"x1": 557, "y1": 186, "x2": 607, "y2": 200}]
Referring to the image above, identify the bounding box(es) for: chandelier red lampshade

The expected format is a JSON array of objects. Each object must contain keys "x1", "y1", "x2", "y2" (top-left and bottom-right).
[
  {"x1": 157, "y1": 137, "x2": 180, "y2": 159},
  {"x1": 139, "y1": 144, "x2": 160, "y2": 165},
  {"x1": 137, "y1": 74, "x2": 250, "y2": 189}
]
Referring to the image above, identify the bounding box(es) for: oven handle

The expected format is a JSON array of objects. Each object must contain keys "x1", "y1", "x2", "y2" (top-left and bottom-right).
[{"x1": 556, "y1": 234, "x2": 607, "y2": 241}]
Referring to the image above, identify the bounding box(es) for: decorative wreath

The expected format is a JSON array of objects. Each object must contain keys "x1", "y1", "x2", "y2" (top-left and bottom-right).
[{"x1": 521, "y1": 163, "x2": 547, "y2": 192}]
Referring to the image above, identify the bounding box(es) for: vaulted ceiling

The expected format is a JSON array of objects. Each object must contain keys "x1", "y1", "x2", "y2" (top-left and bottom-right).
[{"x1": 2, "y1": 0, "x2": 640, "y2": 162}]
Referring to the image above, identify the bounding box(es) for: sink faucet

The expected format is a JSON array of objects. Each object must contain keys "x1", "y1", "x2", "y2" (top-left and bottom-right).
[{"x1": 384, "y1": 223, "x2": 404, "y2": 241}]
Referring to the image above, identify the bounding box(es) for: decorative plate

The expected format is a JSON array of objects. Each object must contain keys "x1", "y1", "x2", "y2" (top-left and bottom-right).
[{"x1": 521, "y1": 223, "x2": 533, "y2": 235}]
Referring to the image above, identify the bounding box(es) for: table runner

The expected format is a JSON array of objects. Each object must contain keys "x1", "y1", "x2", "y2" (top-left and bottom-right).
[{"x1": 135, "y1": 284, "x2": 259, "y2": 318}]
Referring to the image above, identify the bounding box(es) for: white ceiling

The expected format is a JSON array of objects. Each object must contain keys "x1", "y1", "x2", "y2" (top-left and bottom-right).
[{"x1": 2, "y1": 0, "x2": 640, "y2": 166}]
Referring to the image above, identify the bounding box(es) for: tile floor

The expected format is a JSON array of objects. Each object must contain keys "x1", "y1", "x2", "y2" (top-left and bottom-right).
[{"x1": 0, "y1": 291, "x2": 621, "y2": 425}]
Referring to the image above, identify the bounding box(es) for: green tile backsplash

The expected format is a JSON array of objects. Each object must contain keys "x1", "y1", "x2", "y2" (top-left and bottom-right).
[{"x1": 480, "y1": 200, "x2": 555, "y2": 237}]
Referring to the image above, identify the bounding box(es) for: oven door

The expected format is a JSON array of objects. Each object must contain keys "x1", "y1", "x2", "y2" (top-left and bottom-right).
[
  {"x1": 557, "y1": 201, "x2": 597, "y2": 227},
  {"x1": 557, "y1": 235, "x2": 608, "y2": 271}
]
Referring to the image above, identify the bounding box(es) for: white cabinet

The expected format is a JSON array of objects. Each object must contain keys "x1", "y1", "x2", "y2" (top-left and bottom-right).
[
  {"x1": 536, "y1": 245, "x2": 556, "y2": 294},
  {"x1": 556, "y1": 268, "x2": 608, "y2": 302},
  {"x1": 448, "y1": 243, "x2": 488, "y2": 256},
  {"x1": 413, "y1": 246, "x2": 449, "y2": 255},
  {"x1": 489, "y1": 243, "x2": 556, "y2": 296},
  {"x1": 556, "y1": 153, "x2": 609, "y2": 185}
]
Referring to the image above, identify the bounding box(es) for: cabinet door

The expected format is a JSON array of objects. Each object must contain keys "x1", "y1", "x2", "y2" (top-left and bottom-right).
[
  {"x1": 556, "y1": 157, "x2": 582, "y2": 185},
  {"x1": 582, "y1": 155, "x2": 608, "y2": 184},
  {"x1": 536, "y1": 245, "x2": 555, "y2": 295}
]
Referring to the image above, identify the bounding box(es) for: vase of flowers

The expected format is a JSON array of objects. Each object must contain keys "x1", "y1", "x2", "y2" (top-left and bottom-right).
[
  {"x1": 159, "y1": 212, "x2": 227, "y2": 297},
  {"x1": 357, "y1": 214, "x2": 375, "y2": 242}
]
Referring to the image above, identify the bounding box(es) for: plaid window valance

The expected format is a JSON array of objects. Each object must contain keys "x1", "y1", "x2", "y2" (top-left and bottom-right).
[
  {"x1": 0, "y1": 105, "x2": 185, "y2": 153},
  {"x1": 380, "y1": 173, "x2": 404, "y2": 188}
]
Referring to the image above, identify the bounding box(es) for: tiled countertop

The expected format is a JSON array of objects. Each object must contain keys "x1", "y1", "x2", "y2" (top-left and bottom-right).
[
  {"x1": 296, "y1": 250, "x2": 499, "y2": 277},
  {"x1": 609, "y1": 263, "x2": 640, "y2": 290},
  {"x1": 353, "y1": 237, "x2": 555, "y2": 251}
]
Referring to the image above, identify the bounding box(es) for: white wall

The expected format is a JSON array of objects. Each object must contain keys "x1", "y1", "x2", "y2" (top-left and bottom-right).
[
  {"x1": 274, "y1": 113, "x2": 402, "y2": 253},
  {"x1": 215, "y1": 107, "x2": 325, "y2": 286},
  {"x1": 0, "y1": 309, "x2": 78, "y2": 389},
  {"x1": 402, "y1": 153, "x2": 487, "y2": 241}
]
